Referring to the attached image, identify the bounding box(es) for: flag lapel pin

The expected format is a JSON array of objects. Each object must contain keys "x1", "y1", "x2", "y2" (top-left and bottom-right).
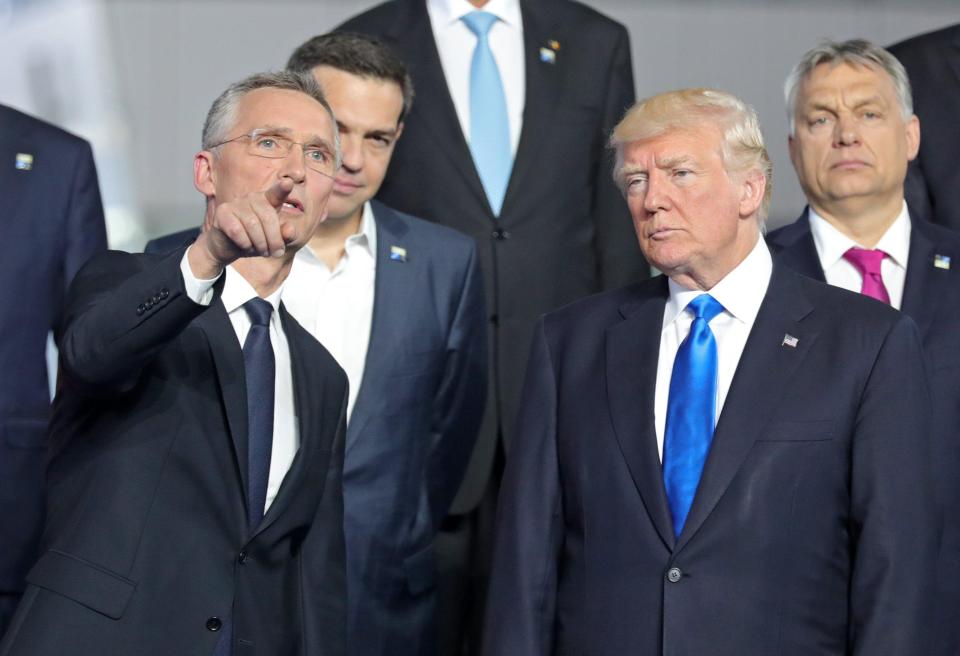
[
  {"x1": 934, "y1": 254, "x2": 951, "y2": 270},
  {"x1": 390, "y1": 245, "x2": 407, "y2": 262},
  {"x1": 781, "y1": 334, "x2": 799, "y2": 348},
  {"x1": 539, "y1": 47, "x2": 556, "y2": 64},
  {"x1": 15, "y1": 153, "x2": 33, "y2": 171}
]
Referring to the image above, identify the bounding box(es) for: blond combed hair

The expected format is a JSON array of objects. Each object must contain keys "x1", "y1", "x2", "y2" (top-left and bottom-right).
[{"x1": 610, "y1": 88, "x2": 772, "y2": 222}]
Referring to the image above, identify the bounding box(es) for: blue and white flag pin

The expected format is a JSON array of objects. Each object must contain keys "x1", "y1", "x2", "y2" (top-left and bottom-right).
[
  {"x1": 539, "y1": 47, "x2": 556, "y2": 64},
  {"x1": 781, "y1": 334, "x2": 799, "y2": 348},
  {"x1": 390, "y1": 245, "x2": 407, "y2": 262},
  {"x1": 934, "y1": 254, "x2": 951, "y2": 270},
  {"x1": 15, "y1": 153, "x2": 33, "y2": 171}
]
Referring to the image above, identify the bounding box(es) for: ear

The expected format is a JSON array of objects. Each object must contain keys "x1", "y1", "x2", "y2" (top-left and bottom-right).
[
  {"x1": 738, "y1": 168, "x2": 766, "y2": 220},
  {"x1": 787, "y1": 133, "x2": 800, "y2": 172},
  {"x1": 905, "y1": 114, "x2": 920, "y2": 162},
  {"x1": 194, "y1": 151, "x2": 217, "y2": 198}
]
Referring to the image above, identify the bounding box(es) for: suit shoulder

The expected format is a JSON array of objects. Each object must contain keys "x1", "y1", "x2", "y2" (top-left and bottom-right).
[
  {"x1": 554, "y1": 0, "x2": 628, "y2": 37},
  {"x1": 336, "y1": 1, "x2": 399, "y2": 32},
  {"x1": 543, "y1": 279, "x2": 659, "y2": 333},
  {"x1": 0, "y1": 104, "x2": 91, "y2": 151},
  {"x1": 889, "y1": 23, "x2": 958, "y2": 55},
  {"x1": 375, "y1": 203, "x2": 476, "y2": 261},
  {"x1": 145, "y1": 227, "x2": 201, "y2": 254}
]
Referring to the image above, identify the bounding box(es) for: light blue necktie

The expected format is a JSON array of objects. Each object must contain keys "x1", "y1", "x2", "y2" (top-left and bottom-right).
[
  {"x1": 462, "y1": 11, "x2": 512, "y2": 216},
  {"x1": 663, "y1": 294, "x2": 725, "y2": 539}
]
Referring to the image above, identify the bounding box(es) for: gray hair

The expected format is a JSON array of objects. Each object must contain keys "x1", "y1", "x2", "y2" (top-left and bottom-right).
[
  {"x1": 610, "y1": 88, "x2": 773, "y2": 222},
  {"x1": 784, "y1": 39, "x2": 913, "y2": 135},
  {"x1": 201, "y1": 70, "x2": 341, "y2": 168}
]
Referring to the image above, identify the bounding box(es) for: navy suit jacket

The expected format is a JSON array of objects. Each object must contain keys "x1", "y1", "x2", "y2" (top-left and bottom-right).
[
  {"x1": 339, "y1": 0, "x2": 647, "y2": 513},
  {"x1": 483, "y1": 262, "x2": 937, "y2": 655},
  {"x1": 768, "y1": 208, "x2": 960, "y2": 655},
  {"x1": 888, "y1": 24, "x2": 960, "y2": 230},
  {"x1": 0, "y1": 248, "x2": 348, "y2": 656},
  {"x1": 145, "y1": 200, "x2": 487, "y2": 656},
  {"x1": 0, "y1": 104, "x2": 106, "y2": 630}
]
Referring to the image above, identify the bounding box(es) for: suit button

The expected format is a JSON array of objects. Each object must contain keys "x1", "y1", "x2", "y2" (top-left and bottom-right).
[
  {"x1": 152, "y1": 293, "x2": 162, "y2": 302},
  {"x1": 238, "y1": 550, "x2": 248, "y2": 564},
  {"x1": 145, "y1": 299, "x2": 155, "y2": 309},
  {"x1": 206, "y1": 617, "x2": 222, "y2": 632},
  {"x1": 160, "y1": 288, "x2": 170, "y2": 299},
  {"x1": 136, "y1": 304, "x2": 146, "y2": 316},
  {"x1": 667, "y1": 567, "x2": 682, "y2": 583},
  {"x1": 491, "y1": 229, "x2": 510, "y2": 240}
]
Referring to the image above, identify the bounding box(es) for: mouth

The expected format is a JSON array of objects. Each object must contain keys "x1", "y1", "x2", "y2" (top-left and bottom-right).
[
  {"x1": 647, "y1": 226, "x2": 680, "y2": 240},
  {"x1": 281, "y1": 198, "x2": 304, "y2": 213},
  {"x1": 333, "y1": 177, "x2": 361, "y2": 194},
  {"x1": 831, "y1": 159, "x2": 869, "y2": 171}
]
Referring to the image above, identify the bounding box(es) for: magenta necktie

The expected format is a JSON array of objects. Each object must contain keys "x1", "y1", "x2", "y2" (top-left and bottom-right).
[{"x1": 843, "y1": 247, "x2": 890, "y2": 304}]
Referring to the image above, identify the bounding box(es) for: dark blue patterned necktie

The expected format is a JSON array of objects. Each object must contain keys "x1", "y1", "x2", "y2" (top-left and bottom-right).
[
  {"x1": 663, "y1": 294, "x2": 725, "y2": 538},
  {"x1": 242, "y1": 298, "x2": 275, "y2": 529}
]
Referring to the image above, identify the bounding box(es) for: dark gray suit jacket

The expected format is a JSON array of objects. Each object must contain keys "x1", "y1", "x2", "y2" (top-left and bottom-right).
[
  {"x1": 339, "y1": 0, "x2": 647, "y2": 513},
  {"x1": 0, "y1": 248, "x2": 348, "y2": 656},
  {"x1": 768, "y1": 208, "x2": 960, "y2": 655},
  {"x1": 484, "y1": 263, "x2": 937, "y2": 655}
]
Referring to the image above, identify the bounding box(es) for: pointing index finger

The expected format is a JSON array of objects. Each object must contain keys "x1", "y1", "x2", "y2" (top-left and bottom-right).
[{"x1": 264, "y1": 178, "x2": 294, "y2": 209}]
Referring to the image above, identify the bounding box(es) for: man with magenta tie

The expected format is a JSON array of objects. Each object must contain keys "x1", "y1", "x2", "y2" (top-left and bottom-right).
[
  {"x1": 768, "y1": 38, "x2": 960, "y2": 655},
  {"x1": 483, "y1": 87, "x2": 938, "y2": 655}
]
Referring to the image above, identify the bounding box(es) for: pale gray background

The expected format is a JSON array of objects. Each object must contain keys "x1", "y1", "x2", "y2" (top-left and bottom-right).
[{"x1": 2, "y1": 0, "x2": 958, "y2": 249}]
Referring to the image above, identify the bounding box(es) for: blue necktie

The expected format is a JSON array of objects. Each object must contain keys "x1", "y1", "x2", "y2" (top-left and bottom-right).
[
  {"x1": 242, "y1": 298, "x2": 275, "y2": 529},
  {"x1": 663, "y1": 294, "x2": 725, "y2": 539},
  {"x1": 462, "y1": 11, "x2": 513, "y2": 216}
]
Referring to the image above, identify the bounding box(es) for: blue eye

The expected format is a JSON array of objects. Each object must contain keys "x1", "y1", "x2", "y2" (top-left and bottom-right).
[{"x1": 305, "y1": 148, "x2": 328, "y2": 163}]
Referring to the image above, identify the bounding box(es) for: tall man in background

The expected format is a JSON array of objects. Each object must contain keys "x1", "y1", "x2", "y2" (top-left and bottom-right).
[
  {"x1": 0, "y1": 104, "x2": 107, "y2": 637},
  {"x1": 767, "y1": 38, "x2": 960, "y2": 655},
  {"x1": 485, "y1": 87, "x2": 936, "y2": 655},
  {"x1": 337, "y1": 2, "x2": 645, "y2": 650},
  {"x1": 888, "y1": 24, "x2": 960, "y2": 230}
]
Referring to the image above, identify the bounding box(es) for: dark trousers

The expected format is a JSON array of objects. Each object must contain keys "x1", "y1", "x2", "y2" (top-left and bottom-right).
[{"x1": 435, "y1": 443, "x2": 505, "y2": 656}]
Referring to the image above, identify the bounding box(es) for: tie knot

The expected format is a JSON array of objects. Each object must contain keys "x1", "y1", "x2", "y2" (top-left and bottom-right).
[
  {"x1": 686, "y1": 294, "x2": 724, "y2": 323},
  {"x1": 244, "y1": 298, "x2": 273, "y2": 327},
  {"x1": 462, "y1": 11, "x2": 498, "y2": 38},
  {"x1": 843, "y1": 247, "x2": 886, "y2": 276}
]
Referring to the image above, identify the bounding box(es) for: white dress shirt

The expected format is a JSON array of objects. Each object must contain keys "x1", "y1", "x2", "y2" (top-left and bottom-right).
[
  {"x1": 654, "y1": 237, "x2": 773, "y2": 460},
  {"x1": 180, "y1": 252, "x2": 298, "y2": 515},
  {"x1": 282, "y1": 202, "x2": 377, "y2": 421},
  {"x1": 808, "y1": 203, "x2": 911, "y2": 310},
  {"x1": 427, "y1": 0, "x2": 525, "y2": 156}
]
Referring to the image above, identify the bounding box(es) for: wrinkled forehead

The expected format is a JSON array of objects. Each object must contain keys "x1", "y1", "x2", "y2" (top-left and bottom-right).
[
  {"x1": 799, "y1": 61, "x2": 897, "y2": 104},
  {"x1": 622, "y1": 123, "x2": 725, "y2": 166},
  {"x1": 233, "y1": 87, "x2": 334, "y2": 142}
]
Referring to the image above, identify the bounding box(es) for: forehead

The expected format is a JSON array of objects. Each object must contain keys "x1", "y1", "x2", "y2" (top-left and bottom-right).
[
  {"x1": 311, "y1": 65, "x2": 404, "y2": 122},
  {"x1": 799, "y1": 61, "x2": 899, "y2": 105},
  {"x1": 623, "y1": 122, "x2": 724, "y2": 165},
  {"x1": 232, "y1": 87, "x2": 334, "y2": 139}
]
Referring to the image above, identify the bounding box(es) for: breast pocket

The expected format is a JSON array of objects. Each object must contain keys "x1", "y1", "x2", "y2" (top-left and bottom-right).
[{"x1": 759, "y1": 419, "x2": 837, "y2": 442}]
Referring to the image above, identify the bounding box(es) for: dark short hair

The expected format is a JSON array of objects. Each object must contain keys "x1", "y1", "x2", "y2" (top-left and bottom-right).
[{"x1": 287, "y1": 32, "x2": 415, "y2": 123}]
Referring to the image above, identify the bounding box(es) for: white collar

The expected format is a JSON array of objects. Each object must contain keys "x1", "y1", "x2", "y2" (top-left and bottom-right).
[
  {"x1": 221, "y1": 265, "x2": 284, "y2": 316},
  {"x1": 428, "y1": 0, "x2": 522, "y2": 27},
  {"x1": 664, "y1": 235, "x2": 772, "y2": 328},
  {"x1": 808, "y1": 201, "x2": 911, "y2": 271},
  {"x1": 298, "y1": 201, "x2": 378, "y2": 267}
]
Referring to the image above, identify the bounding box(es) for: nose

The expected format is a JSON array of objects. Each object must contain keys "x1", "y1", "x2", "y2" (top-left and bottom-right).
[
  {"x1": 338, "y1": 133, "x2": 362, "y2": 174},
  {"x1": 279, "y1": 144, "x2": 307, "y2": 184},
  {"x1": 834, "y1": 114, "x2": 860, "y2": 147},
  {"x1": 641, "y1": 171, "x2": 670, "y2": 215}
]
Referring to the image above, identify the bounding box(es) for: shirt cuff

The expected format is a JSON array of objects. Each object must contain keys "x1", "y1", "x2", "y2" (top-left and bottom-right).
[{"x1": 180, "y1": 245, "x2": 221, "y2": 306}]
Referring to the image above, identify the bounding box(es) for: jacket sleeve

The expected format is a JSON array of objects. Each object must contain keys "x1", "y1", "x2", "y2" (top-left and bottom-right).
[
  {"x1": 849, "y1": 314, "x2": 938, "y2": 654},
  {"x1": 58, "y1": 247, "x2": 209, "y2": 395},
  {"x1": 481, "y1": 318, "x2": 561, "y2": 656},
  {"x1": 591, "y1": 23, "x2": 648, "y2": 290},
  {"x1": 427, "y1": 241, "x2": 488, "y2": 528}
]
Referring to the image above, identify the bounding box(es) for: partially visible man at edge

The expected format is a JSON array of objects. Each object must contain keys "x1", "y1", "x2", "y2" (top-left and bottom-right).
[
  {"x1": 483, "y1": 87, "x2": 937, "y2": 655},
  {"x1": 1, "y1": 71, "x2": 348, "y2": 656}
]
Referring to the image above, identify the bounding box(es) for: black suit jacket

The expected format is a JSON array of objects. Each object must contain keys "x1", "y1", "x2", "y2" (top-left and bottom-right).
[
  {"x1": 0, "y1": 104, "x2": 106, "y2": 632},
  {"x1": 0, "y1": 249, "x2": 348, "y2": 656},
  {"x1": 339, "y1": 0, "x2": 646, "y2": 512},
  {"x1": 888, "y1": 24, "x2": 960, "y2": 230},
  {"x1": 144, "y1": 200, "x2": 488, "y2": 656},
  {"x1": 483, "y1": 263, "x2": 937, "y2": 655},
  {"x1": 768, "y1": 209, "x2": 960, "y2": 655}
]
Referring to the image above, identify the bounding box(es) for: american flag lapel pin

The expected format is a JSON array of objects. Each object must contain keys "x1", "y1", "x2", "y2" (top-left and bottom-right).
[
  {"x1": 15, "y1": 153, "x2": 33, "y2": 171},
  {"x1": 934, "y1": 254, "x2": 951, "y2": 270},
  {"x1": 389, "y1": 245, "x2": 407, "y2": 262},
  {"x1": 782, "y1": 334, "x2": 799, "y2": 348}
]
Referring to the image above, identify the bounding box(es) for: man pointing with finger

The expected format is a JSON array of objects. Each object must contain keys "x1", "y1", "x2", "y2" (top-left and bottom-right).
[{"x1": 0, "y1": 71, "x2": 349, "y2": 656}]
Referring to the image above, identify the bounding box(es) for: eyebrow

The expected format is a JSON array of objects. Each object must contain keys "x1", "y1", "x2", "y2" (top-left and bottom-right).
[
  {"x1": 804, "y1": 93, "x2": 887, "y2": 113},
  {"x1": 655, "y1": 155, "x2": 697, "y2": 169},
  {"x1": 252, "y1": 125, "x2": 333, "y2": 150}
]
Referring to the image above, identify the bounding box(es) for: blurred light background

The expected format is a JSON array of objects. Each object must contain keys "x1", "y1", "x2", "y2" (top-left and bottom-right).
[{"x1": 1, "y1": 0, "x2": 957, "y2": 251}]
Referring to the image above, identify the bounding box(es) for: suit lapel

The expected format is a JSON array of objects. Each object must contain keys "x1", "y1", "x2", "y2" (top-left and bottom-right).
[
  {"x1": 387, "y1": 0, "x2": 489, "y2": 211},
  {"x1": 675, "y1": 265, "x2": 818, "y2": 552},
  {"x1": 900, "y1": 218, "x2": 953, "y2": 340},
  {"x1": 0, "y1": 113, "x2": 34, "y2": 222},
  {"x1": 767, "y1": 210, "x2": 827, "y2": 283},
  {"x1": 195, "y1": 296, "x2": 250, "y2": 509},
  {"x1": 347, "y1": 203, "x2": 413, "y2": 445},
  {"x1": 605, "y1": 278, "x2": 675, "y2": 550},
  {"x1": 499, "y1": 0, "x2": 562, "y2": 217}
]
